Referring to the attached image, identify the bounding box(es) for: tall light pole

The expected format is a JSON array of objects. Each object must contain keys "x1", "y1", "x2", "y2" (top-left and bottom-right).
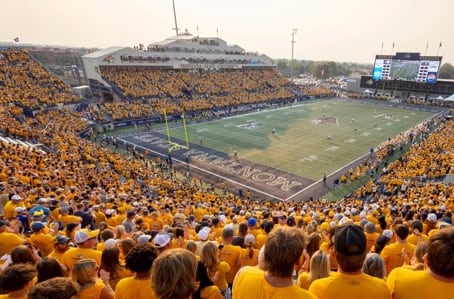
[
  {"x1": 172, "y1": 0, "x2": 180, "y2": 36},
  {"x1": 290, "y1": 28, "x2": 298, "y2": 81}
]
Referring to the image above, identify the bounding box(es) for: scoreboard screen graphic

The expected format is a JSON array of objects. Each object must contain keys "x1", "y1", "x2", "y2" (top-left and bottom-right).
[{"x1": 372, "y1": 53, "x2": 441, "y2": 83}]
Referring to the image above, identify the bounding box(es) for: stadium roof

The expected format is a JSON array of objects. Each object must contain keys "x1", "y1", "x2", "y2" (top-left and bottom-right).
[{"x1": 82, "y1": 46, "x2": 126, "y2": 59}]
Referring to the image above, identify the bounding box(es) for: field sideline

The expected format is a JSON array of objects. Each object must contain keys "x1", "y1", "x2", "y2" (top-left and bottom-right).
[{"x1": 162, "y1": 98, "x2": 436, "y2": 181}]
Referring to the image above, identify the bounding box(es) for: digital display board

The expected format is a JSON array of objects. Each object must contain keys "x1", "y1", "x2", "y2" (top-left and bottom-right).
[{"x1": 372, "y1": 53, "x2": 441, "y2": 83}]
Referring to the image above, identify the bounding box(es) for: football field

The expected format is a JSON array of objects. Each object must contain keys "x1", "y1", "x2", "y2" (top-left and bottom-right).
[{"x1": 163, "y1": 98, "x2": 435, "y2": 181}]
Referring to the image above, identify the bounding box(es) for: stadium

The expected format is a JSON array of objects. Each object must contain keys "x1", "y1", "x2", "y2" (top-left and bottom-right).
[{"x1": 1, "y1": 5, "x2": 454, "y2": 298}]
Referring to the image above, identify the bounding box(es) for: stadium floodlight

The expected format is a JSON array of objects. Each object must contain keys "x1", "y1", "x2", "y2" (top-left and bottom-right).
[
  {"x1": 291, "y1": 28, "x2": 298, "y2": 81},
  {"x1": 172, "y1": 0, "x2": 180, "y2": 36}
]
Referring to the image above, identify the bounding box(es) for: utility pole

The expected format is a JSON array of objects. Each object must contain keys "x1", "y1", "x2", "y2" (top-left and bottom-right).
[{"x1": 291, "y1": 28, "x2": 298, "y2": 81}]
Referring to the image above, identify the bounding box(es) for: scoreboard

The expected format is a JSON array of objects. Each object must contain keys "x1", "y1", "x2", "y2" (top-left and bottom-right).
[{"x1": 372, "y1": 53, "x2": 442, "y2": 83}]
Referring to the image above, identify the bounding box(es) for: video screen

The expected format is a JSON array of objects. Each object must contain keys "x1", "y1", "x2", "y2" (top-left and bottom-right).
[{"x1": 372, "y1": 53, "x2": 441, "y2": 83}]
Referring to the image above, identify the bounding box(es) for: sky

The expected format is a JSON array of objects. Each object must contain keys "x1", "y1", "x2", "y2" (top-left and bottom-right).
[{"x1": 1, "y1": 0, "x2": 452, "y2": 64}]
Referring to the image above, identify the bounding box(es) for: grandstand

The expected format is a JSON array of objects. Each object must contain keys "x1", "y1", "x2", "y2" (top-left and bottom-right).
[{"x1": 1, "y1": 36, "x2": 454, "y2": 298}]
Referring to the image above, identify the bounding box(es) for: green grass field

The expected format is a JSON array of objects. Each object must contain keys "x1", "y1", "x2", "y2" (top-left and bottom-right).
[{"x1": 163, "y1": 98, "x2": 435, "y2": 180}]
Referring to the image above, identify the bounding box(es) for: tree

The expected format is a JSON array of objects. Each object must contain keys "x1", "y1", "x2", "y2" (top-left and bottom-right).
[{"x1": 439, "y1": 63, "x2": 454, "y2": 79}]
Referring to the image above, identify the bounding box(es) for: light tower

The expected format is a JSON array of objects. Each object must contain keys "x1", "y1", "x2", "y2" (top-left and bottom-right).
[
  {"x1": 172, "y1": 0, "x2": 180, "y2": 36},
  {"x1": 290, "y1": 28, "x2": 298, "y2": 81}
]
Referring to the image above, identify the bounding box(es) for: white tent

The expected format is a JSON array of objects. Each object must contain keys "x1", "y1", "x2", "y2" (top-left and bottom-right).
[
  {"x1": 443, "y1": 94, "x2": 454, "y2": 101},
  {"x1": 436, "y1": 95, "x2": 444, "y2": 100}
]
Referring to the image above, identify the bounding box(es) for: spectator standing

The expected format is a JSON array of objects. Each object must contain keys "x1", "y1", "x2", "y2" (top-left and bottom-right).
[{"x1": 309, "y1": 224, "x2": 390, "y2": 299}]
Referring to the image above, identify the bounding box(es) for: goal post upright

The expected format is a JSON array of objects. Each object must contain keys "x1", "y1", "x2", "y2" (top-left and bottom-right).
[{"x1": 182, "y1": 112, "x2": 189, "y2": 149}]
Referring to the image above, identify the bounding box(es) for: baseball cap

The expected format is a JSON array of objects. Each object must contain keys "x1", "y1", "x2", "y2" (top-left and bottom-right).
[
  {"x1": 198, "y1": 228, "x2": 210, "y2": 241},
  {"x1": 14, "y1": 207, "x2": 26, "y2": 213},
  {"x1": 55, "y1": 235, "x2": 71, "y2": 245},
  {"x1": 153, "y1": 233, "x2": 171, "y2": 248},
  {"x1": 74, "y1": 229, "x2": 99, "y2": 244},
  {"x1": 31, "y1": 222, "x2": 45, "y2": 232},
  {"x1": 427, "y1": 213, "x2": 437, "y2": 222},
  {"x1": 37, "y1": 198, "x2": 48, "y2": 204},
  {"x1": 334, "y1": 224, "x2": 366, "y2": 256},
  {"x1": 248, "y1": 217, "x2": 257, "y2": 227},
  {"x1": 11, "y1": 194, "x2": 22, "y2": 201},
  {"x1": 137, "y1": 234, "x2": 152, "y2": 246},
  {"x1": 104, "y1": 238, "x2": 119, "y2": 249},
  {"x1": 382, "y1": 229, "x2": 394, "y2": 239},
  {"x1": 244, "y1": 234, "x2": 255, "y2": 246}
]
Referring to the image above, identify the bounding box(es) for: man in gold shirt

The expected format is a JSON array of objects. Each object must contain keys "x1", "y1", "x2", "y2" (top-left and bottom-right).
[
  {"x1": 62, "y1": 229, "x2": 101, "y2": 271},
  {"x1": 233, "y1": 227, "x2": 317, "y2": 299},
  {"x1": 380, "y1": 224, "x2": 415, "y2": 274},
  {"x1": 309, "y1": 224, "x2": 391, "y2": 299},
  {"x1": 0, "y1": 219, "x2": 24, "y2": 257},
  {"x1": 29, "y1": 222, "x2": 54, "y2": 257},
  {"x1": 388, "y1": 226, "x2": 454, "y2": 299}
]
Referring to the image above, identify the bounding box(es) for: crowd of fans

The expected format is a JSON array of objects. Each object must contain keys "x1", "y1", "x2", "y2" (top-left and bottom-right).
[{"x1": 0, "y1": 48, "x2": 453, "y2": 298}]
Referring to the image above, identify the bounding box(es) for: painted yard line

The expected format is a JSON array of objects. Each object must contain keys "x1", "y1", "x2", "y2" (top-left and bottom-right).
[
  {"x1": 284, "y1": 150, "x2": 372, "y2": 201},
  {"x1": 117, "y1": 136, "x2": 285, "y2": 202}
]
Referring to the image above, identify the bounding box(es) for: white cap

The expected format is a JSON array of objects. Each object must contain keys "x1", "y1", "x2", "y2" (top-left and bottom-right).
[
  {"x1": 198, "y1": 228, "x2": 209, "y2": 241},
  {"x1": 427, "y1": 213, "x2": 437, "y2": 222},
  {"x1": 11, "y1": 195, "x2": 22, "y2": 201},
  {"x1": 153, "y1": 233, "x2": 171, "y2": 248},
  {"x1": 104, "y1": 239, "x2": 118, "y2": 249}
]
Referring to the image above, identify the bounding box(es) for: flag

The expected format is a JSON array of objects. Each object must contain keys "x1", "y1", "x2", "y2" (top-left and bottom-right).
[
  {"x1": 439, "y1": 41, "x2": 442, "y2": 48},
  {"x1": 392, "y1": 41, "x2": 395, "y2": 49},
  {"x1": 13, "y1": 37, "x2": 19, "y2": 43},
  {"x1": 426, "y1": 42, "x2": 429, "y2": 49}
]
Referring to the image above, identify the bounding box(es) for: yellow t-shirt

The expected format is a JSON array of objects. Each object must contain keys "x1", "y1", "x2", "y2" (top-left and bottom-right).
[
  {"x1": 213, "y1": 261, "x2": 230, "y2": 290},
  {"x1": 0, "y1": 231, "x2": 25, "y2": 256},
  {"x1": 219, "y1": 244, "x2": 241, "y2": 284},
  {"x1": 232, "y1": 266, "x2": 317, "y2": 299},
  {"x1": 406, "y1": 233, "x2": 429, "y2": 245},
  {"x1": 48, "y1": 249, "x2": 65, "y2": 265},
  {"x1": 200, "y1": 285, "x2": 223, "y2": 299},
  {"x1": 62, "y1": 247, "x2": 102, "y2": 271},
  {"x1": 309, "y1": 271, "x2": 391, "y2": 299},
  {"x1": 388, "y1": 268, "x2": 453, "y2": 299},
  {"x1": 380, "y1": 242, "x2": 415, "y2": 274},
  {"x1": 77, "y1": 280, "x2": 105, "y2": 299},
  {"x1": 29, "y1": 232, "x2": 55, "y2": 257},
  {"x1": 239, "y1": 247, "x2": 259, "y2": 268},
  {"x1": 114, "y1": 277, "x2": 157, "y2": 299}
]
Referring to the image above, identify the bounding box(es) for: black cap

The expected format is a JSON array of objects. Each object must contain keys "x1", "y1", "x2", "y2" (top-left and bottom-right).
[{"x1": 334, "y1": 224, "x2": 366, "y2": 256}]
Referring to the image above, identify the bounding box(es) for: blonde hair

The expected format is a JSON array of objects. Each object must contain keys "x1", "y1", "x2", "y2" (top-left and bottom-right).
[
  {"x1": 308, "y1": 250, "x2": 330, "y2": 283},
  {"x1": 115, "y1": 225, "x2": 127, "y2": 239},
  {"x1": 201, "y1": 242, "x2": 219, "y2": 273},
  {"x1": 151, "y1": 248, "x2": 197, "y2": 299},
  {"x1": 186, "y1": 240, "x2": 197, "y2": 254},
  {"x1": 72, "y1": 259, "x2": 97, "y2": 287},
  {"x1": 362, "y1": 253, "x2": 385, "y2": 279}
]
